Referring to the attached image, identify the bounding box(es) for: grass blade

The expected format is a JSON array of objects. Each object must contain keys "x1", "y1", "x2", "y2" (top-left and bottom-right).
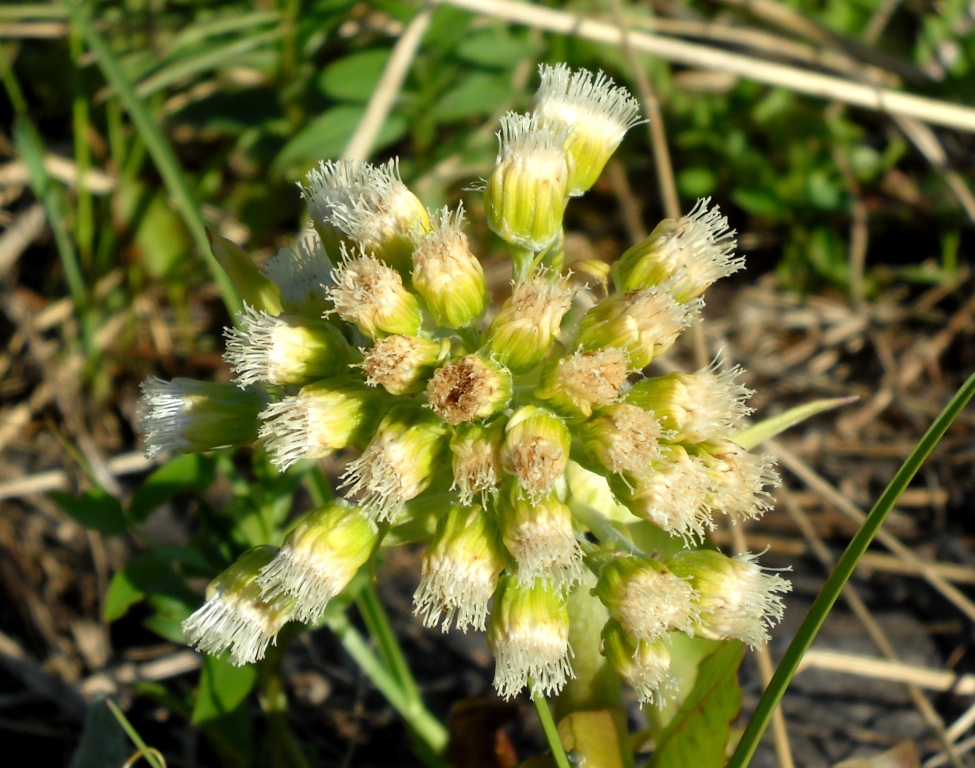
[
  {"x1": 64, "y1": 0, "x2": 241, "y2": 315},
  {"x1": 728, "y1": 367, "x2": 975, "y2": 768}
]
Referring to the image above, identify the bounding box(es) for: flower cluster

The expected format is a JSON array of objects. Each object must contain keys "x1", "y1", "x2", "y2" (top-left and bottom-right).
[{"x1": 139, "y1": 63, "x2": 789, "y2": 704}]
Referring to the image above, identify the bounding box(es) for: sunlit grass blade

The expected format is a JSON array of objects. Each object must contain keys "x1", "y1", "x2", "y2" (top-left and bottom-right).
[
  {"x1": 734, "y1": 395, "x2": 859, "y2": 451},
  {"x1": 728, "y1": 368, "x2": 975, "y2": 768},
  {"x1": 65, "y1": 0, "x2": 241, "y2": 315}
]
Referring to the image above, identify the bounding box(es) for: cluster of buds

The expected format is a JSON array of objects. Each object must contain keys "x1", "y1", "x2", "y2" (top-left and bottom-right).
[{"x1": 139, "y1": 63, "x2": 789, "y2": 703}]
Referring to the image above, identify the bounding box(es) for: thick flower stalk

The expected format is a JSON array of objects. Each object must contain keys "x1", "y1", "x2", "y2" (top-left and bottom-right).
[{"x1": 139, "y1": 63, "x2": 789, "y2": 708}]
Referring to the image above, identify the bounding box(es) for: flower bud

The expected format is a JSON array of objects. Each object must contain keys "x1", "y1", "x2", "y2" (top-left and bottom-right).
[
  {"x1": 578, "y1": 404, "x2": 666, "y2": 480},
  {"x1": 300, "y1": 158, "x2": 430, "y2": 274},
  {"x1": 426, "y1": 354, "x2": 512, "y2": 425},
  {"x1": 340, "y1": 405, "x2": 449, "y2": 521},
  {"x1": 533, "y1": 64, "x2": 642, "y2": 196},
  {"x1": 263, "y1": 234, "x2": 333, "y2": 317},
  {"x1": 488, "y1": 575, "x2": 573, "y2": 700},
  {"x1": 414, "y1": 504, "x2": 505, "y2": 633},
  {"x1": 224, "y1": 306, "x2": 352, "y2": 387},
  {"x1": 667, "y1": 550, "x2": 791, "y2": 648},
  {"x1": 138, "y1": 377, "x2": 266, "y2": 458},
  {"x1": 691, "y1": 440, "x2": 779, "y2": 523},
  {"x1": 449, "y1": 420, "x2": 505, "y2": 505},
  {"x1": 207, "y1": 231, "x2": 283, "y2": 315},
  {"x1": 259, "y1": 380, "x2": 380, "y2": 470},
  {"x1": 359, "y1": 335, "x2": 450, "y2": 395},
  {"x1": 592, "y1": 556, "x2": 697, "y2": 640},
  {"x1": 258, "y1": 501, "x2": 378, "y2": 624},
  {"x1": 626, "y1": 363, "x2": 753, "y2": 443},
  {"x1": 534, "y1": 348, "x2": 628, "y2": 419},
  {"x1": 485, "y1": 112, "x2": 571, "y2": 252},
  {"x1": 612, "y1": 445, "x2": 714, "y2": 544},
  {"x1": 501, "y1": 406, "x2": 571, "y2": 501},
  {"x1": 411, "y1": 205, "x2": 486, "y2": 327},
  {"x1": 498, "y1": 486, "x2": 583, "y2": 591},
  {"x1": 601, "y1": 619, "x2": 675, "y2": 707},
  {"x1": 326, "y1": 248, "x2": 422, "y2": 339},
  {"x1": 181, "y1": 546, "x2": 293, "y2": 666},
  {"x1": 575, "y1": 288, "x2": 700, "y2": 370},
  {"x1": 611, "y1": 198, "x2": 743, "y2": 302},
  {"x1": 485, "y1": 269, "x2": 574, "y2": 373}
]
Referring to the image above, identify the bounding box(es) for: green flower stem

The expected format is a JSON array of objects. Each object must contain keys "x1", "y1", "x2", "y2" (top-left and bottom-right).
[
  {"x1": 324, "y1": 610, "x2": 449, "y2": 762},
  {"x1": 729, "y1": 368, "x2": 975, "y2": 768},
  {"x1": 260, "y1": 658, "x2": 312, "y2": 768},
  {"x1": 355, "y1": 584, "x2": 434, "y2": 733},
  {"x1": 511, "y1": 245, "x2": 537, "y2": 283},
  {"x1": 303, "y1": 468, "x2": 448, "y2": 760},
  {"x1": 105, "y1": 699, "x2": 165, "y2": 768},
  {"x1": 533, "y1": 694, "x2": 572, "y2": 768}
]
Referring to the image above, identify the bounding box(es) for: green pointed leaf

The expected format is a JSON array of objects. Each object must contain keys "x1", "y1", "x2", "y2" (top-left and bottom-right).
[
  {"x1": 734, "y1": 396, "x2": 858, "y2": 450},
  {"x1": 128, "y1": 453, "x2": 216, "y2": 523},
  {"x1": 51, "y1": 487, "x2": 127, "y2": 536},
  {"x1": 103, "y1": 555, "x2": 188, "y2": 622},
  {"x1": 192, "y1": 655, "x2": 258, "y2": 725},
  {"x1": 649, "y1": 641, "x2": 744, "y2": 768}
]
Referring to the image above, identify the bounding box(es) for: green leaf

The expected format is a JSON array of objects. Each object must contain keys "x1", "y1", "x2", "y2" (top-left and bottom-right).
[
  {"x1": 734, "y1": 396, "x2": 858, "y2": 450},
  {"x1": 274, "y1": 105, "x2": 408, "y2": 174},
  {"x1": 128, "y1": 453, "x2": 216, "y2": 523},
  {"x1": 103, "y1": 555, "x2": 186, "y2": 622},
  {"x1": 318, "y1": 48, "x2": 391, "y2": 102},
  {"x1": 432, "y1": 72, "x2": 511, "y2": 121},
  {"x1": 455, "y1": 27, "x2": 537, "y2": 69},
  {"x1": 51, "y1": 487, "x2": 127, "y2": 536},
  {"x1": 192, "y1": 655, "x2": 258, "y2": 725},
  {"x1": 731, "y1": 187, "x2": 785, "y2": 218},
  {"x1": 649, "y1": 641, "x2": 744, "y2": 768}
]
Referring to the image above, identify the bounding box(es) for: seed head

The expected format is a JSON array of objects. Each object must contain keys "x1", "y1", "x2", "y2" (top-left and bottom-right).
[
  {"x1": 258, "y1": 501, "x2": 378, "y2": 624},
  {"x1": 533, "y1": 63, "x2": 642, "y2": 196},
  {"x1": 426, "y1": 354, "x2": 512, "y2": 425},
  {"x1": 485, "y1": 112, "x2": 571, "y2": 252},
  {"x1": 411, "y1": 205, "x2": 486, "y2": 328},
  {"x1": 181, "y1": 546, "x2": 294, "y2": 666},
  {"x1": 259, "y1": 381, "x2": 380, "y2": 471},
  {"x1": 414, "y1": 504, "x2": 505, "y2": 633},
  {"x1": 488, "y1": 576, "x2": 574, "y2": 700},
  {"x1": 612, "y1": 198, "x2": 742, "y2": 302},
  {"x1": 224, "y1": 305, "x2": 352, "y2": 387},
  {"x1": 139, "y1": 377, "x2": 266, "y2": 459},
  {"x1": 667, "y1": 550, "x2": 791, "y2": 649}
]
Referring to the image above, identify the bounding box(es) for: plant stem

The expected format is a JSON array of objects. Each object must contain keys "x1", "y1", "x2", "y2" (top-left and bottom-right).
[
  {"x1": 533, "y1": 694, "x2": 572, "y2": 768},
  {"x1": 728, "y1": 368, "x2": 975, "y2": 768}
]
